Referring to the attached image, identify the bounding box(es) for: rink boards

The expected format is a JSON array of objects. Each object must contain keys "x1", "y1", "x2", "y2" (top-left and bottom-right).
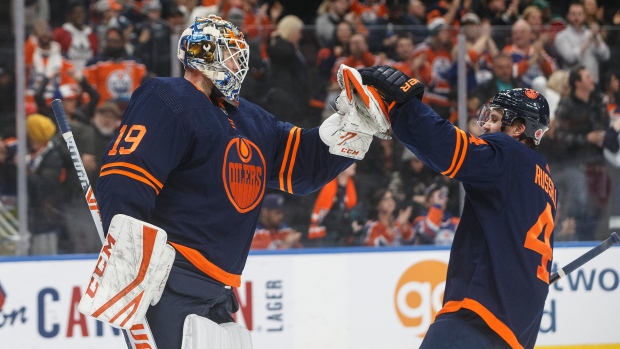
[{"x1": 0, "y1": 244, "x2": 618, "y2": 349}]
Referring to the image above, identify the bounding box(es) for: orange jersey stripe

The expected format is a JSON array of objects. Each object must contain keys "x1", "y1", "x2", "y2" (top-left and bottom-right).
[
  {"x1": 279, "y1": 127, "x2": 299, "y2": 192},
  {"x1": 441, "y1": 127, "x2": 464, "y2": 177},
  {"x1": 286, "y1": 127, "x2": 302, "y2": 193},
  {"x1": 450, "y1": 128, "x2": 469, "y2": 178},
  {"x1": 100, "y1": 169, "x2": 160, "y2": 194},
  {"x1": 101, "y1": 162, "x2": 163, "y2": 189},
  {"x1": 437, "y1": 298, "x2": 524, "y2": 349},
  {"x1": 168, "y1": 242, "x2": 241, "y2": 287}
]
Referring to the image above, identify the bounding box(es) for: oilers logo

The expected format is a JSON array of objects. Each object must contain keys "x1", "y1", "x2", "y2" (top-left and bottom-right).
[
  {"x1": 223, "y1": 137, "x2": 266, "y2": 213},
  {"x1": 106, "y1": 69, "x2": 133, "y2": 100}
]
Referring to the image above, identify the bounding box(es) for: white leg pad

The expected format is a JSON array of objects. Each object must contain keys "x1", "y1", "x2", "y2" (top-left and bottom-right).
[{"x1": 181, "y1": 314, "x2": 253, "y2": 349}]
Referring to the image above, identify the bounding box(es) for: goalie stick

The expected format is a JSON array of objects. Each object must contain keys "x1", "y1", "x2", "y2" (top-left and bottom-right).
[
  {"x1": 51, "y1": 99, "x2": 159, "y2": 349},
  {"x1": 549, "y1": 232, "x2": 620, "y2": 284}
]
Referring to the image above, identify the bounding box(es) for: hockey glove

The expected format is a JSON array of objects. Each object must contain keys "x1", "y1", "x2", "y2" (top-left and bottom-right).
[
  {"x1": 358, "y1": 65, "x2": 425, "y2": 105},
  {"x1": 320, "y1": 95, "x2": 374, "y2": 160},
  {"x1": 337, "y1": 64, "x2": 391, "y2": 137}
]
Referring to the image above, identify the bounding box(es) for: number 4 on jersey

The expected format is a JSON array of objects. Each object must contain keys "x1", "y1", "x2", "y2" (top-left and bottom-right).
[{"x1": 524, "y1": 203, "x2": 554, "y2": 284}]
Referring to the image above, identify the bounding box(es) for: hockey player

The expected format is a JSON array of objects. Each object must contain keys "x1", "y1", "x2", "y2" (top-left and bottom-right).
[
  {"x1": 359, "y1": 66, "x2": 555, "y2": 349},
  {"x1": 91, "y1": 15, "x2": 386, "y2": 349}
]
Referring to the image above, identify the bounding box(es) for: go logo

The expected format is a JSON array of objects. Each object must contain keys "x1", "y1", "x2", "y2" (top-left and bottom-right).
[{"x1": 394, "y1": 260, "x2": 448, "y2": 336}]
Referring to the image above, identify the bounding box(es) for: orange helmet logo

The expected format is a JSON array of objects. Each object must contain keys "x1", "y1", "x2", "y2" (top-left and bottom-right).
[{"x1": 525, "y1": 89, "x2": 539, "y2": 99}]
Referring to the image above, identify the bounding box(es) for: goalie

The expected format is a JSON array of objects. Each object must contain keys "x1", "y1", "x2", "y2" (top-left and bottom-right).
[{"x1": 86, "y1": 15, "x2": 391, "y2": 349}]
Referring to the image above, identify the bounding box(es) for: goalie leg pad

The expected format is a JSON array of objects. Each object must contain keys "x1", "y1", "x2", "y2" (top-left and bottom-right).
[
  {"x1": 182, "y1": 314, "x2": 253, "y2": 349},
  {"x1": 78, "y1": 214, "x2": 175, "y2": 329}
]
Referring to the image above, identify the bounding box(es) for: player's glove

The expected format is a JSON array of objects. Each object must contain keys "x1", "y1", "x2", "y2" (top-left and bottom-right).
[
  {"x1": 319, "y1": 64, "x2": 392, "y2": 160},
  {"x1": 358, "y1": 65, "x2": 425, "y2": 105}
]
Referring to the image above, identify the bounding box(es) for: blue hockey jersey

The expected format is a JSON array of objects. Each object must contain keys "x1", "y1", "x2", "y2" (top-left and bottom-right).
[
  {"x1": 97, "y1": 77, "x2": 353, "y2": 287},
  {"x1": 390, "y1": 98, "x2": 556, "y2": 349}
]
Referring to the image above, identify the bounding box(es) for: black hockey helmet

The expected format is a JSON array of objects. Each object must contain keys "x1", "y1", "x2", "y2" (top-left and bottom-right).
[{"x1": 478, "y1": 88, "x2": 550, "y2": 145}]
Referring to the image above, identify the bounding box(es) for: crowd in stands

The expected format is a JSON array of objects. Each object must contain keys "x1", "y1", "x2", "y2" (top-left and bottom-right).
[{"x1": 1, "y1": 0, "x2": 620, "y2": 254}]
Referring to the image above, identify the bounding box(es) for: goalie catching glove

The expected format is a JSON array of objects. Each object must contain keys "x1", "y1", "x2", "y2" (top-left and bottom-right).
[
  {"x1": 78, "y1": 214, "x2": 175, "y2": 329},
  {"x1": 319, "y1": 64, "x2": 392, "y2": 160},
  {"x1": 358, "y1": 65, "x2": 425, "y2": 105}
]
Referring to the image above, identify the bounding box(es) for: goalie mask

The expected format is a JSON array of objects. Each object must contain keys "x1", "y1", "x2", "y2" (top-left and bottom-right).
[
  {"x1": 477, "y1": 88, "x2": 550, "y2": 145},
  {"x1": 178, "y1": 16, "x2": 249, "y2": 104}
]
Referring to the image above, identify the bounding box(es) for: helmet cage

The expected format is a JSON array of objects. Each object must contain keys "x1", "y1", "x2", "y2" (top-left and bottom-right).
[{"x1": 178, "y1": 16, "x2": 249, "y2": 104}]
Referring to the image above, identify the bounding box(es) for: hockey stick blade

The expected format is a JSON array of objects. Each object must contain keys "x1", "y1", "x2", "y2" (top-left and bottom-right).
[
  {"x1": 51, "y1": 99, "x2": 159, "y2": 349},
  {"x1": 549, "y1": 232, "x2": 620, "y2": 284}
]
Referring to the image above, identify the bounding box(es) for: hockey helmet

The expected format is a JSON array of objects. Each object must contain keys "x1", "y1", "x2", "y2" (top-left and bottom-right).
[
  {"x1": 177, "y1": 16, "x2": 249, "y2": 104},
  {"x1": 477, "y1": 88, "x2": 550, "y2": 145}
]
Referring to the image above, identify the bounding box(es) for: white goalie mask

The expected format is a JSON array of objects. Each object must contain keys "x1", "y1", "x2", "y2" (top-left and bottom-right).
[{"x1": 178, "y1": 16, "x2": 249, "y2": 104}]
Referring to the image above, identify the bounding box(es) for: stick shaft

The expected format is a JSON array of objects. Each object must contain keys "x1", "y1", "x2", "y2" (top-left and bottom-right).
[
  {"x1": 51, "y1": 99, "x2": 158, "y2": 349},
  {"x1": 550, "y1": 232, "x2": 620, "y2": 284}
]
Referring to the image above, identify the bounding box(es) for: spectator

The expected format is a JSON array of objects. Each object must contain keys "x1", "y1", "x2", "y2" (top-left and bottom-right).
[
  {"x1": 25, "y1": 114, "x2": 66, "y2": 255},
  {"x1": 263, "y1": 15, "x2": 308, "y2": 126},
  {"x1": 388, "y1": 148, "x2": 437, "y2": 217},
  {"x1": 364, "y1": 188, "x2": 413, "y2": 246},
  {"x1": 522, "y1": 5, "x2": 563, "y2": 68},
  {"x1": 0, "y1": 137, "x2": 17, "y2": 198},
  {"x1": 332, "y1": 32, "x2": 377, "y2": 79},
  {"x1": 472, "y1": 52, "x2": 523, "y2": 107},
  {"x1": 503, "y1": 19, "x2": 556, "y2": 88},
  {"x1": 228, "y1": 8, "x2": 267, "y2": 105},
  {"x1": 91, "y1": 101, "x2": 123, "y2": 192},
  {"x1": 35, "y1": 70, "x2": 101, "y2": 124},
  {"x1": 41, "y1": 86, "x2": 100, "y2": 254},
  {"x1": 472, "y1": 0, "x2": 519, "y2": 48},
  {"x1": 349, "y1": 0, "x2": 387, "y2": 26},
  {"x1": 368, "y1": 0, "x2": 425, "y2": 57},
  {"x1": 313, "y1": 20, "x2": 355, "y2": 114},
  {"x1": 131, "y1": 1, "x2": 173, "y2": 77},
  {"x1": 0, "y1": 64, "x2": 16, "y2": 134},
  {"x1": 250, "y1": 193, "x2": 303, "y2": 250},
  {"x1": 553, "y1": 65, "x2": 609, "y2": 240},
  {"x1": 447, "y1": 13, "x2": 498, "y2": 91},
  {"x1": 554, "y1": 2, "x2": 609, "y2": 84},
  {"x1": 425, "y1": 0, "x2": 469, "y2": 27},
  {"x1": 221, "y1": 0, "x2": 282, "y2": 41},
  {"x1": 582, "y1": 0, "x2": 603, "y2": 27},
  {"x1": 53, "y1": 1, "x2": 99, "y2": 72},
  {"x1": 323, "y1": 33, "x2": 377, "y2": 119},
  {"x1": 532, "y1": 71, "x2": 570, "y2": 133},
  {"x1": 92, "y1": 0, "x2": 123, "y2": 48},
  {"x1": 25, "y1": 21, "x2": 78, "y2": 109},
  {"x1": 389, "y1": 34, "x2": 428, "y2": 79},
  {"x1": 407, "y1": 0, "x2": 428, "y2": 45},
  {"x1": 603, "y1": 116, "x2": 620, "y2": 234},
  {"x1": 84, "y1": 27, "x2": 147, "y2": 105},
  {"x1": 411, "y1": 182, "x2": 460, "y2": 245},
  {"x1": 308, "y1": 163, "x2": 363, "y2": 247},
  {"x1": 414, "y1": 17, "x2": 453, "y2": 119},
  {"x1": 315, "y1": 0, "x2": 350, "y2": 47}
]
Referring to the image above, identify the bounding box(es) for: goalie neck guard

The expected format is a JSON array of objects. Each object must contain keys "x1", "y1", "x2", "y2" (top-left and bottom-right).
[{"x1": 178, "y1": 16, "x2": 249, "y2": 105}]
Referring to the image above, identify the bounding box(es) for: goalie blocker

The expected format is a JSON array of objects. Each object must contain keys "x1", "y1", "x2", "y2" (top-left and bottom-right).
[{"x1": 78, "y1": 215, "x2": 175, "y2": 329}]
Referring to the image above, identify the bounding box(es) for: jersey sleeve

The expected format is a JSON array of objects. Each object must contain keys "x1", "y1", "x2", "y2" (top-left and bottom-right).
[
  {"x1": 389, "y1": 98, "x2": 508, "y2": 188},
  {"x1": 267, "y1": 120, "x2": 355, "y2": 196},
  {"x1": 96, "y1": 85, "x2": 192, "y2": 232}
]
